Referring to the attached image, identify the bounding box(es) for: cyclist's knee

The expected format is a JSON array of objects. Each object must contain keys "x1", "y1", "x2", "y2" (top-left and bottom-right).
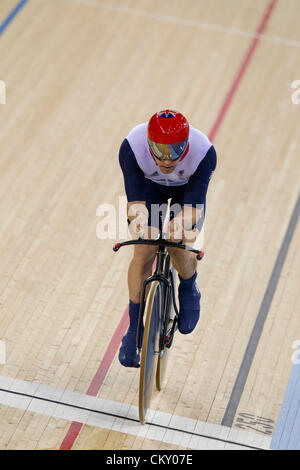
[
  {"x1": 168, "y1": 248, "x2": 197, "y2": 277},
  {"x1": 132, "y1": 245, "x2": 156, "y2": 270}
]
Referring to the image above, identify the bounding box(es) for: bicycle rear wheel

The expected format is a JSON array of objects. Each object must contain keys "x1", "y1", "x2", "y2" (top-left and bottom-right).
[{"x1": 139, "y1": 280, "x2": 162, "y2": 424}]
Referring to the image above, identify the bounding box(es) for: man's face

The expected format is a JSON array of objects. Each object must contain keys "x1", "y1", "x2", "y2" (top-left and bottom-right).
[{"x1": 150, "y1": 142, "x2": 181, "y2": 174}]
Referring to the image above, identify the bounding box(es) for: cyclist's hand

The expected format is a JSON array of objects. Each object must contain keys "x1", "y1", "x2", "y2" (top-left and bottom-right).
[
  {"x1": 168, "y1": 217, "x2": 184, "y2": 242},
  {"x1": 127, "y1": 202, "x2": 148, "y2": 239},
  {"x1": 128, "y1": 211, "x2": 148, "y2": 239},
  {"x1": 168, "y1": 207, "x2": 202, "y2": 244}
]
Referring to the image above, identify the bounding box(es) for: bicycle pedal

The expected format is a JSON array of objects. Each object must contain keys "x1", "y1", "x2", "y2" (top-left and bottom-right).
[
  {"x1": 165, "y1": 318, "x2": 178, "y2": 348},
  {"x1": 165, "y1": 330, "x2": 174, "y2": 347}
]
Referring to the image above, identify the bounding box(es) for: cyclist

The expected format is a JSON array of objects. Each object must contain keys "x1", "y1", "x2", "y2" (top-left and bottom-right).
[{"x1": 118, "y1": 110, "x2": 217, "y2": 367}]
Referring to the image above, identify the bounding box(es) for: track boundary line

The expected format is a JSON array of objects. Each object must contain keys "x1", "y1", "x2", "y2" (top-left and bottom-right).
[
  {"x1": 0, "y1": 379, "x2": 270, "y2": 450},
  {"x1": 222, "y1": 192, "x2": 300, "y2": 427},
  {"x1": 0, "y1": 0, "x2": 29, "y2": 36}
]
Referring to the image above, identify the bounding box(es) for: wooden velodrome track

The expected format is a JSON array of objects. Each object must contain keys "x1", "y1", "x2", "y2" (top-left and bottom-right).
[{"x1": 0, "y1": 0, "x2": 299, "y2": 451}]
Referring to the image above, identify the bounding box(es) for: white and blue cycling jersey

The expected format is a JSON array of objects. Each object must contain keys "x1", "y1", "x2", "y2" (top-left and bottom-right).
[{"x1": 119, "y1": 122, "x2": 217, "y2": 229}]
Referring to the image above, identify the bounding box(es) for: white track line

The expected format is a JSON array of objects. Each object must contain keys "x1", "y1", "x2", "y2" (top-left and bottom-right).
[
  {"x1": 0, "y1": 375, "x2": 271, "y2": 450},
  {"x1": 62, "y1": 0, "x2": 300, "y2": 49}
]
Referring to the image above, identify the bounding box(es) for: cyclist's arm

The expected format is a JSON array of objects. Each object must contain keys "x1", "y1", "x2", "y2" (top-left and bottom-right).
[
  {"x1": 119, "y1": 139, "x2": 148, "y2": 235},
  {"x1": 169, "y1": 145, "x2": 217, "y2": 241},
  {"x1": 182, "y1": 145, "x2": 217, "y2": 209},
  {"x1": 119, "y1": 138, "x2": 146, "y2": 205}
]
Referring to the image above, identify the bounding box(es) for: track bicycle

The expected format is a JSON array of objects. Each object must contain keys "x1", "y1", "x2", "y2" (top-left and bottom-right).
[{"x1": 113, "y1": 233, "x2": 204, "y2": 424}]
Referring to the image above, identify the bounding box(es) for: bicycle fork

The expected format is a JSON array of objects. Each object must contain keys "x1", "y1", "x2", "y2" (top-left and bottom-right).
[{"x1": 136, "y1": 259, "x2": 178, "y2": 354}]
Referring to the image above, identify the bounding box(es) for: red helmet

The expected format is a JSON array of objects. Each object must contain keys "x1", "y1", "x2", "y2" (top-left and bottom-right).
[{"x1": 147, "y1": 110, "x2": 189, "y2": 161}]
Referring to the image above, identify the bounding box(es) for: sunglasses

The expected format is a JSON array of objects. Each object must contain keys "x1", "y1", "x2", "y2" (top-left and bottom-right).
[{"x1": 148, "y1": 139, "x2": 188, "y2": 162}]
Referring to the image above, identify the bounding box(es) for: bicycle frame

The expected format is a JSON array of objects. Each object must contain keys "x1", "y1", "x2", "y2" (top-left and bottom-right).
[
  {"x1": 113, "y1": 235, "x2": 204, "y2": 357},
  {"x1": 113, "y1": 234, "x2": 204, "y2": 423},
  {"x1": 136, "y1": 243, "x2": 172, "y2": 354}
]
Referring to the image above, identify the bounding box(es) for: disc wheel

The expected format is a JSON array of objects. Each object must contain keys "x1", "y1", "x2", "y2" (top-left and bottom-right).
[
  {"x1": 156, "y1": 268, "x2": 176, "y2": 391},
  {"x1": 139, "y1": 281, "x2": 162, "y2": 424}
]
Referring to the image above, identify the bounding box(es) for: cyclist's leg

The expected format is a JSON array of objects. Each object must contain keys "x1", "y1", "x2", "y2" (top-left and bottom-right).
[
  {"x1": 167, "y1": 245, "x2": 200, "y2": 335},
  {"x1": 167, "y1": 196, "x2": 205, "y2": 334},
  {"x1": 119, "y1": 244, "x2": 157, "y2": 367},
  {"x1": 167, "y1": 195, "x2": 199, "y2": 279},
  {"x1": 119, "y1": 181, "x2": 168, "y2": 367},
  {"x1": 128, "y1": 179, "x2": 168, "y2": 303}
]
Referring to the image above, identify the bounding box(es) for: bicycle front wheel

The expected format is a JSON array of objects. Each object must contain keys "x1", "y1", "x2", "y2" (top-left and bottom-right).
[
  {"x1": 139, "y1": 280, "x2": 162, "y2": 424},
  {"x1": 156, "y1": 267, "x2": 176, "y2": 391}
]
